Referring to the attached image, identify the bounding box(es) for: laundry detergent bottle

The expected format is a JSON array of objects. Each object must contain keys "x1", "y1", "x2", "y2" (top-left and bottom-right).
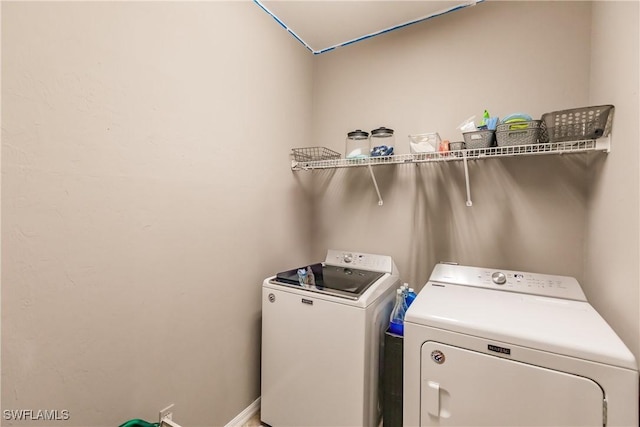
[{"x1": 388, "y1": 289, "x2": 406, "y2": 336}]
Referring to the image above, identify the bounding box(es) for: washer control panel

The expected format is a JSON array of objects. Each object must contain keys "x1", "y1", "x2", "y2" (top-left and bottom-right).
[
  {"x1": 326, "y1": 249, "x2": 394, "y2": 273},
  {"x1": 429, "y1": 263, "x2": 587, "y2": 301}
]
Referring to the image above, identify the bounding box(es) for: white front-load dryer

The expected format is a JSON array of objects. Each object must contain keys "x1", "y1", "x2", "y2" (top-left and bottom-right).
[{"x1": 403, "y1": 263, "x2": 638, "y2": 426}]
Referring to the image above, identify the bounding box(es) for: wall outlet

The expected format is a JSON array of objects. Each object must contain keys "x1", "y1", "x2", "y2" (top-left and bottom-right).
[{"x1": 159, "y1": 403, "x2": 174, "y2": 424}]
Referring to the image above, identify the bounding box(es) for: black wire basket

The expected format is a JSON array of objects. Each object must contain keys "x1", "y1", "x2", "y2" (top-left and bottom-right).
[{"x1": 291, "y1": 147, "x2": 341, "y2": 162}]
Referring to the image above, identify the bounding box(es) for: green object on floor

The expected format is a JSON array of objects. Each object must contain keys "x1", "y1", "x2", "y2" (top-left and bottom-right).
[{"x1": 118, "y1": 419, "x2": 159, "y2": 427}]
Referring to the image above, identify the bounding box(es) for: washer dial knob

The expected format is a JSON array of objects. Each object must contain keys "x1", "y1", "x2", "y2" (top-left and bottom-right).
[
  {"x1": 492, "y1": 272, "x2": 507, "y2": 285},
  {"x1": 343, "y1": 253, "x2": 353, "y2": 263}
]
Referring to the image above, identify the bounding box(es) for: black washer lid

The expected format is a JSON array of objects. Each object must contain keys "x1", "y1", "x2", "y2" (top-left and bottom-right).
[
  {"x1": 371, "y1": 127, "x2": 394, "y2": 137},
  {"x1": 347, "y1": 129, "x2": 369, "y2": 140},
  {"x1": 273, "y1": 264, "x2": 384, "y2": 300}
]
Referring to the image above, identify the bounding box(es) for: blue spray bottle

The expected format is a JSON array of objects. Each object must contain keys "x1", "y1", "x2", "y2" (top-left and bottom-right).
[{"x1": 406, "y1": 287, "x2": 417, "y2": 307}]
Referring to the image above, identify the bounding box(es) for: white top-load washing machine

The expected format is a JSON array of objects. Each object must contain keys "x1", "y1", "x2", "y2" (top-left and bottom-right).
[
  {"x1": 404, "y1": 263, "x2": 638, "y2": 427},
  {"x1": 261, "y1": 250, "x2": 400, "y2": 427}
]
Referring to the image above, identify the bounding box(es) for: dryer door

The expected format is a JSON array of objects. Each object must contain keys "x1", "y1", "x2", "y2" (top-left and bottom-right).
[{"x1": 420, "y1": 342, "x2": 604, "y2": 426}]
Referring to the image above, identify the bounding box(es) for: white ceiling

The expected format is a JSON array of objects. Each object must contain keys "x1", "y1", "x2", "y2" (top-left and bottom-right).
[{"x1": 256, "y1": 0, "x2": 482, "y2": 54}]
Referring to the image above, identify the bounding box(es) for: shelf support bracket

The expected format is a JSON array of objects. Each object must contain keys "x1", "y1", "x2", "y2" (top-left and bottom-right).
[
  {"x1": 367, "y1": 164, "x2": 384, "y2": 206},
  {"x1": 595, "y1": 134, "x2": 611, "y2": 153},
  {"x1": 463, "y1": 152, "x2": 473, "y2": 207}
]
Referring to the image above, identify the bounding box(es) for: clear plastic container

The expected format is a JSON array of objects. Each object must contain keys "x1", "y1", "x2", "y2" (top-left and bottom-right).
[
  {"x1": 297, "y1": 268, "x2": 307, "y2": 286},
  {"x1": 370, "y1": 127, "x2": 395, "y2": 156},
  {"x1": 345, "y1": 129, "x2": 370, "y2": 159},
  {"x1": 388, "y1": 289, "x2": 406, "y2": 336},
  {"x1": 409, "y1": 132, "x2": 440, "y2": 153}
]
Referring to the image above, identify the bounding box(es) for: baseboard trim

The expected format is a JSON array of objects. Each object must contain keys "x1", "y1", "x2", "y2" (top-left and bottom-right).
[{"x1": 224, "y1": 397, "x2": 261, "y2": 427}]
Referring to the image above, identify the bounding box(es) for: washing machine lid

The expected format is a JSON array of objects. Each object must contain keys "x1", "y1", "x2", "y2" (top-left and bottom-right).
[
  {"x1": 272, "y1": 263, "x2": 384, "y2": 300},
  {"x1": 268, "y1": 250, "x2": 396, "y2": 301},
  {"x1": 405, "y1": 281, "x2": 637, "y2": 370}
]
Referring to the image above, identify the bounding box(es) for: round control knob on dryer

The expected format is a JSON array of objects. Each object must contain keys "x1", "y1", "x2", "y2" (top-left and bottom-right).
[
  {"x1": 343, "y1": 253, "x2": 353, "y2": 263},
  {"x1": 492, "y1": 272, "x2": 507, "y2": 285}
]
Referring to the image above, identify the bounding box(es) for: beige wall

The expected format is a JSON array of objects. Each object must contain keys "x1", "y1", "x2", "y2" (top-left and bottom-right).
[
  {"x1": 310, "y1": 0, "x2": 639, "y2": 361},
  {"x1": 311, "y1": 1, "x2": 593, "y2": 285},
  {"x1": 1, "y1": 2, "x2": 313, "y2": 426},
  {"x1": 585, "y1": 1, "x2": 640, "y2": 361}
]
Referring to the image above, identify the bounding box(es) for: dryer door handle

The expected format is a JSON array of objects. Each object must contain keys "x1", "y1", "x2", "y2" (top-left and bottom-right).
[{"x1": 425, "y1": 380, "x2": 440, "y2": 416}]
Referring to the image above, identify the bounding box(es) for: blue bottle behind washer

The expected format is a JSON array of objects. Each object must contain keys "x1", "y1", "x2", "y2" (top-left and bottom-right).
[{"x1": 389, "y1": 289, "x2": 407, "y2": 336}]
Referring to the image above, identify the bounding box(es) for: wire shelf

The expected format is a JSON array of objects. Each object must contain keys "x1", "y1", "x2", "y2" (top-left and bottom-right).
[{"x1": 291, "y1": 139, "x2": 608, "y2": 170}]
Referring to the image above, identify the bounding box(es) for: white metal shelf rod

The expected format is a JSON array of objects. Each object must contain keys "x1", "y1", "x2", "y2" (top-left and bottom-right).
[
  {"x1": 463, "y1": 153, "x2": 473, "y2": 207},
  {"x1": 367, "y1": 164, "x2": 384, "y2": 206}
]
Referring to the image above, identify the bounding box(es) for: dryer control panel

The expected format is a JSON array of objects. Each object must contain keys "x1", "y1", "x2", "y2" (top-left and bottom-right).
[
  {"x1": 326, "y1": 249, "x2": 394, "y2": 273},
  {"x1": 429, "y1": 263, "x2": 587, "y2": 301}
]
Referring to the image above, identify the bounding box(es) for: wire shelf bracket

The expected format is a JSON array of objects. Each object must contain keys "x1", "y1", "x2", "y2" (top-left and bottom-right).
[
  {"x1": 462, "y1": 152, "x2": 473, "y2": 207},
  {"x1": 367, "y1": 164, "x2": 384, "y2": 206}
]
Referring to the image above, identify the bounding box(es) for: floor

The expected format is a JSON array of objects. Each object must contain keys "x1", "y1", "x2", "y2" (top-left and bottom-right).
[{"x1": 241, "y1": 411, "x2": 261, "y2": 427}]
